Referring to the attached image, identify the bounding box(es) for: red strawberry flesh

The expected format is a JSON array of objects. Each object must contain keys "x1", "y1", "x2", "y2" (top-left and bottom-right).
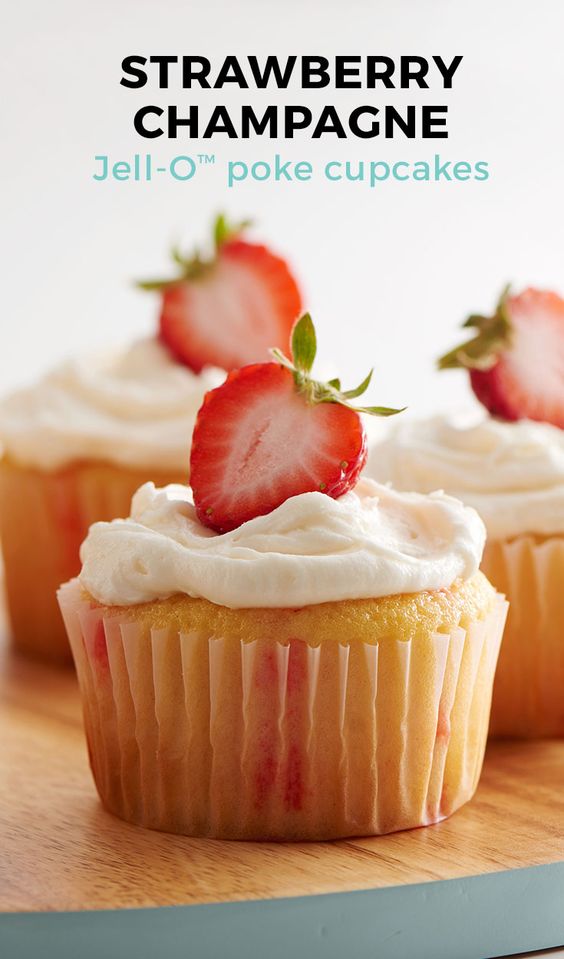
[
  {"x1": 160, "y1": 240, "x2": 302, "y2": 373},
  {"x1": 470, "y1": 288, "x2": 564, "y2": 427},
  {"x1": 190, "y1": 364, "x2": 367, "y2": 533}
]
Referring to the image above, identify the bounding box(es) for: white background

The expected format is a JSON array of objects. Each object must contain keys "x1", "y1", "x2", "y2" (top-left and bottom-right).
[{"x1": 2, "y1": 0, "x2": 564, "y2": 420}]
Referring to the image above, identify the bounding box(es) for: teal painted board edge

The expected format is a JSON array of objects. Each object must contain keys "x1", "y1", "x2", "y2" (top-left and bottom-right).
[{"x1": 1, "y1": 861, "x2": 564, "y2": 959}]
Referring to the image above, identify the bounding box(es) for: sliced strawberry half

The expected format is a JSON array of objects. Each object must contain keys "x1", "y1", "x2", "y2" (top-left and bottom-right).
[
  {"x1": 190, "y1": 364, "x2": 365, "y2": 532},
  {"x1": 139, "y1": 215, "x2": 302, "y2": 373},
  {"x1": 190, "y1": 314, "x2": 404, "y2": 532},
  {"x1": 439, "y1": 287, "x2": 564, "y2": 428}
]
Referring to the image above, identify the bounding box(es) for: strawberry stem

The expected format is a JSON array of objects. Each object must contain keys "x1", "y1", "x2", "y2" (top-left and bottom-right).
[
  {"x1": 213, "y1": 213, "x2": 252, "y2": 253},
  {"x1": 136, "y1": 213, "x2": 252, "y2": 292},
  {"x1": 438, "y1": 285, "x2": 513, "y2": 371},
  {"x1": 270, "y1": 314, "x2": 406, "y2": 418}
]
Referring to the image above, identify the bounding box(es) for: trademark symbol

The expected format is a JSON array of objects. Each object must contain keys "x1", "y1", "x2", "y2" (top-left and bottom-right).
[{"x1": 197, "y1": 154, "x2": 216, "y2": 165}]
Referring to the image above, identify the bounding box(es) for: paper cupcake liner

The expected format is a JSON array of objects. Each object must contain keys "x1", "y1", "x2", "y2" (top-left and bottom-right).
[
  {"x1": 59, "y1": 580, "x2": 507, "y2": 840},
  {"x1": 483, "y1": 535, "x2": 564, "y2": 737},
  {"x1": 0, "y1": 458, "x2": 185, "y2": 663}
]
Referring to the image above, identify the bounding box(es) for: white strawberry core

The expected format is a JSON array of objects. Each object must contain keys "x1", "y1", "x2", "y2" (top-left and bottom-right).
[
  {"x1": 507, "y1": 292, "x2": 564, "y2": 417},
  {"x1": 190, "y1": 259, "x2": 279, "y2": 362}
]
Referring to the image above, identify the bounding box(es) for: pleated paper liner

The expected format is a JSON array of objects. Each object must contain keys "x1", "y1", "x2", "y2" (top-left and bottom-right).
[
  {"x1": 0, "y1": 458, "x2": 186, "y2": 663},
  {"x1": 483, "y1": 534, "x2": 564, "y2": 737},
  {"x1": 58, "y1": 580, "x2": 507, "y2": 841}
]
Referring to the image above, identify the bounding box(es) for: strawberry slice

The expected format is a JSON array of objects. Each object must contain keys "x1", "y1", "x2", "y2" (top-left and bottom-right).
[
  {"x1": 139, "y1": 215, "x2": 302, "y2": 373},
  {"x1": 191, "y1": 364, "x2": 365, "y2": 532},
  {"x1": 190, "y1": 314, "x2": 404, "y2": 532},
  {"x1": 439, "y1": 287, "x2": 564, "y2": 428}
]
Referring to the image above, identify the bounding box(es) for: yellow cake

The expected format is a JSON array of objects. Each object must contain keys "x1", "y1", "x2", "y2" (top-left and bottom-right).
[
  {"x1": 0, "y1": 457, "x2": 185, "y2": 662},
  {"x1": 58, "y1": 478, "x2": 507, "y2": 840},
  {"x1": 482, "y1": 534, "x2": 564, "y2": 736}
]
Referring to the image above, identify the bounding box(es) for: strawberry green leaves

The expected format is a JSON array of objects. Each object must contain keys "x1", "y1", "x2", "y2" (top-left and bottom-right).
[
  {"x1": 271, "y1": 313, "x2": 405, "y2": 418},
  {"x1": 137, "y1": 213, "x2": 250, "y2": 291},
  {"x1": 438, "y1": 285, "x2": 513, "y2": 371},
  {"x1": 291, "y1": 312, "x2": 317, "y2": 373},
  {"x1": 341, "y1": 369, "x2": 373, "y2": 400},
  {"x1": 213, "y1": 213, "x2": 251, "y2": 253}
]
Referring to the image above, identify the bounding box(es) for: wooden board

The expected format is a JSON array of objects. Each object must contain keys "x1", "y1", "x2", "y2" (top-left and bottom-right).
[{"x1": 2, "y1": 618, "x2": 564, "y2": 917}]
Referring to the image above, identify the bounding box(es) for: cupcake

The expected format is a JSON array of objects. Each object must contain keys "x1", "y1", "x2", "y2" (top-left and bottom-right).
[
  {"x1": 1, "y1": 215, "x2": 302, "y2": 662},
  {"x1": 58, "y1": 316, "x2": 507, "y2": 840},
  {"x1": 370, "y1": 287, "x2": 564, "y2": 737}
]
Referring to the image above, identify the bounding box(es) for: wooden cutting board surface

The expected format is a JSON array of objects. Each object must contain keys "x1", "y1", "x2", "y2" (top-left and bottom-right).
[{"x1": 1, "y1": 631, "x2": 564, "y2": 914}]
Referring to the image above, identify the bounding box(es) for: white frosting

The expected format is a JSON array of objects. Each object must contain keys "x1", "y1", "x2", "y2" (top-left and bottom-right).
[
  {"x1": 79, "y1": 477, "x2": 486, "y2": 608},
  {"x1": 0, "y1": 339, "x2": 224, "y2": 471},
  {"x1": 369, "y1": 413, "x2": 564, "y2": 540}
]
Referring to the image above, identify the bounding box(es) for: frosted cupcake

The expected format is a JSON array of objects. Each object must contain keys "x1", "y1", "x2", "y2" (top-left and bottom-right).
[
  {"x1": 58, "y1": 316, "x2": 507, "y2": 840},
  {"x1": 0, "y1": 216, "x2": 302, "y2": 662},
  {"x1": 371, "y1": 287, "x2": 564, "y2": 736},
  {"x1": 0, "y1": 340, "x2": 222, "y2": 662}
]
